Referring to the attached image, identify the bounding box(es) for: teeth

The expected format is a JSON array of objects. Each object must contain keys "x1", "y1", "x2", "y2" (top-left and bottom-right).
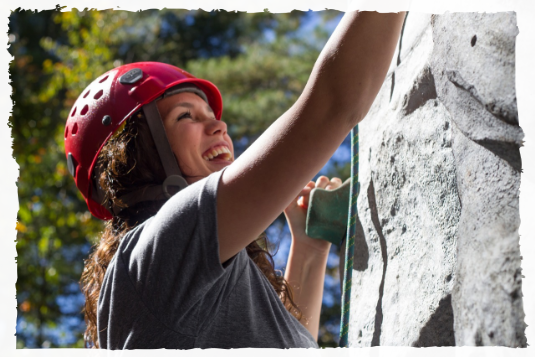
[{"x1": 203, "y1": 146, "x2": 232, "y2": 161}]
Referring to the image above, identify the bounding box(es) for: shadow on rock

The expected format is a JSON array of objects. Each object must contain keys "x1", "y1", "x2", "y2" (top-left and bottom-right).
[{"x1": 412, "y1": 294, "x2": 455, "y2": 347}]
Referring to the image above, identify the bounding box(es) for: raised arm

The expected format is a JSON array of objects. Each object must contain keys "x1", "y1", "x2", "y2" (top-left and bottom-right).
[{"x1": 217, "y1": 11, "x2": 406, "y2": 263}]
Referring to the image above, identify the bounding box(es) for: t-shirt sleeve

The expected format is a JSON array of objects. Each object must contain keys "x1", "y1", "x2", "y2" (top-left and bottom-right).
[{"x1": 116, "y1": 169, "x2": 240, "y2": 337}]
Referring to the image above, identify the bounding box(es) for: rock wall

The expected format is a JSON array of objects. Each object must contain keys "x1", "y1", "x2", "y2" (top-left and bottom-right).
[{"x1": 346, "y1": 12, "x2": 526, "y2": 347}]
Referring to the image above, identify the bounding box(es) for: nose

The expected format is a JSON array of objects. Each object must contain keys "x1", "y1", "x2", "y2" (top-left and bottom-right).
[{"x1": 205, "y1": 118, "x2": 228, "y2": 136}]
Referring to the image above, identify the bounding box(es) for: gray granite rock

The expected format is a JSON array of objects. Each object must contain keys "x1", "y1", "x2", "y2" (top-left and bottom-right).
[
  {"x1": 346, "y1": 11, "x2": 526, "y2": 347},
  {"x1": 430, "y1": 13, "x2": 523, "y2": 145},
  {"x1": 450, "y1": 122, "x2": 525, "y2": 346}
]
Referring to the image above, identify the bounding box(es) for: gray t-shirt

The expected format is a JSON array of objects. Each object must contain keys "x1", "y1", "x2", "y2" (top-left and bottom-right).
[{"x1": 97, "y1": 170, "x2": 318, "y2": 349}]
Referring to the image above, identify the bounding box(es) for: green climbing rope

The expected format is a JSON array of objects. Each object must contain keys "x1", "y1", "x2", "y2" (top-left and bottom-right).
[
  {"x1": 339, "y1": 125, "x2": 359, "y2": 347},
  {"x1": 338, "y1": 126, "x2": 360, "y2": 357}
]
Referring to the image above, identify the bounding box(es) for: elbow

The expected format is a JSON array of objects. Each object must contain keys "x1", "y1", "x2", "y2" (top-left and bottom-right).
[
  {"x1": 324, "y1": 93, "x2": 370, "y2": 130},
  {"x1": 313, "y1": 78, "x2": 374, "y2": 130},
  {"x1": 333, "y1": 77, "x2": 379, "y2": 127},
  {"x1": 345, "y1": 105, "x2": 368, "y2": 128}
]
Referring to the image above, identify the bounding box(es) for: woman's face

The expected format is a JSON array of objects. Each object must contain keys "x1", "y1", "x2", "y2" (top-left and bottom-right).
[{"x1": 157, "y1": 91, "x2": 234, "y2": 184}]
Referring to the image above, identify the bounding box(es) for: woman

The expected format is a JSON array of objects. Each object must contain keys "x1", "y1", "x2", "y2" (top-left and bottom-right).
[{"x1": 66, "y1": 11, "x2": 405, "y2": 348}]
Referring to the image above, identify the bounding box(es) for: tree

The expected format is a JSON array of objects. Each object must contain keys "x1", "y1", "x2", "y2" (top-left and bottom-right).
[
  {"x1": 10, "y1": 7, "x2": 102, "y2": 348},
  {"x1": 10, "y1": 7, "x2": 344, "y2": 348}
]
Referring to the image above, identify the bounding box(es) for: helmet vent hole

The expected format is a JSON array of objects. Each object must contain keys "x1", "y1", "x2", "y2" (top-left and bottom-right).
[
  {"x1": 64, "y1": 126, "x2": 69, "y2": 138},
  {"x1": 83, "y1": 90, "x2": 90, "y2": 98},
  {"x1": 80, "y1": 105, "x2": 89, "y2": 116},
  {"x1": 71, "y1": 107, "x2": 77, "y2": 117},
  {"x1": 99, "y1": 75, "x2": 109, "y2": 83},
  {"x1": 72, "y1": 122, "x2": 78, "y2": 135},
  {"x1": 94, "y1": 90, "x2": 104, "y2": 100}
]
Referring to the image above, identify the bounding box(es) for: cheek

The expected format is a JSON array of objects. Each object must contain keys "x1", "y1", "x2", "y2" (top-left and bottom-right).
[
  {"x1": 228, "y1": 138, "x2": 235, "y2": 156},
  {"x1": 168, "y1": 124, "x2": 203, "y2": 163}
]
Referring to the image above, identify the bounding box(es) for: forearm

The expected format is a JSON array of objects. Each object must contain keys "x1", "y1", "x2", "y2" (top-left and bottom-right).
[
  {"x1": 303, "y1": 11, "x2": 406, "y2": 127},
  {"x1": 284, "y1": 238, "x2": 330, "y2": 340}
]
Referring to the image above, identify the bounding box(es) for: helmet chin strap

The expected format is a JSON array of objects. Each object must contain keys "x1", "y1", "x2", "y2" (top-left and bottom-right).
[
  {"x1": 142, "y1": 101, "x2": 188, "y2": 185},
  {"x1": 112, "y1": 101, "x2": 188, "y2": 213}
]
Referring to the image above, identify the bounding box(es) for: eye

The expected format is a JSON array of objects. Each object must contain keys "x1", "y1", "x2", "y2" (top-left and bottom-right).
[{"x1": 177, "y1": 110, "x2": 192, "y2": 121}]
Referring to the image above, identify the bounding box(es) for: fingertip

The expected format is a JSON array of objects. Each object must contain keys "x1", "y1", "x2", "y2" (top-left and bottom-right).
[{"x1": 316, "y1": 175, "x2": 330, "y2": 189}]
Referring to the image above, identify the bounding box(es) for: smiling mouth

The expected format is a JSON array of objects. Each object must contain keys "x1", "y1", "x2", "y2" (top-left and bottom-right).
[{"x1": 203, "y1": 145, "x2": 233, "y2": 162}]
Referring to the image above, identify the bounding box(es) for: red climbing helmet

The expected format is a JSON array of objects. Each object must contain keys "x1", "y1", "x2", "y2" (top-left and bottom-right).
[{"x1": 64, "y1": 62, "x2": 223, "y2": 220}]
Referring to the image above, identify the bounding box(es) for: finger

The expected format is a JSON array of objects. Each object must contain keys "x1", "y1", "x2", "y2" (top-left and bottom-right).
[
  {"x1": 298, "y1": 185, "x2": 313, "y2": 197},
  {"x1": 297, "y1": 196, "x2": 308, "y2": 209},
  {"x1": 326, "y1": 177, "x2": 342, "y2": 190},
  {"x1": 291, "y1": 182, "x2": 314, "y2": 210},
  {"x1": 298, "y1": 181, "x2": 315, "y2": 196},
  {"x1": 298, "y1": 182, "x2": 316, "y2": 207},
  {"x1": 315, "y1": 176, "x2": 330, "y2": 189}
]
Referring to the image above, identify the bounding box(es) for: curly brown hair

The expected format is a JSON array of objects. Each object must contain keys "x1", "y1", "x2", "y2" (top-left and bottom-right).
[{"x1": 79, "y1": 112, "x2": 301, "y2": 348}]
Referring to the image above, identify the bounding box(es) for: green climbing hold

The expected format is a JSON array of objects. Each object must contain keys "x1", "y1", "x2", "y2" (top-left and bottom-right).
[{"x1": 305, "y1": 178, "x2": 352, "y2": 246}]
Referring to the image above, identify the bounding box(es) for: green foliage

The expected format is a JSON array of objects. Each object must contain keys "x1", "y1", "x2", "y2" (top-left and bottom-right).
[
  {"x1": 10, "y1": 8, "x2": 343, "y2": 348},
  {"x1": 10, "y1": 8, "x2": 104, "y2": 348}
]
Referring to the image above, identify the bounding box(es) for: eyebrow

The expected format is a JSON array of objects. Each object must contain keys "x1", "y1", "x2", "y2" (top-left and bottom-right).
[{"x1": 162, "y1": 101, "x2": 214, "y2": 119}]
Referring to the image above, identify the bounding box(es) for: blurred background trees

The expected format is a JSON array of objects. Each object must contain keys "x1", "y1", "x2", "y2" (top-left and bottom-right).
[{"x1": 9, "y1": 7, "x2": 348, "y2": 348}]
